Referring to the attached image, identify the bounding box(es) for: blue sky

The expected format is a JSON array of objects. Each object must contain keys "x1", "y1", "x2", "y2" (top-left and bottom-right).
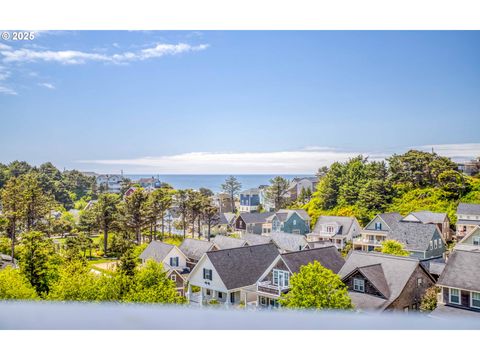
[{"x1": 0, "y1": 31, "x2": 479, "y2": 174}]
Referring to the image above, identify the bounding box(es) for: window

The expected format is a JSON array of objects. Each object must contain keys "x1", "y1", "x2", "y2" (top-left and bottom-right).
[
  {"x1": 449, "y1": 288, "x2": 460, "y2": 304},
  {"x1": 292, "y1": 229, "x2": 301, "y2": 235},
  {"x1": 218, "y1": 292, "x2": 223, "y2": 299},
  {"x1": 171, "y1": 274, "x2": 177, "y2": 282},
  {"x1": 430, "y1": 240, "x2": 433, "y2": 250},
  {"x1": 293, "y1": 219, "x2": 297, "y2": 225},
  {"x1": 206, "y1": 289, "x2": 211, "y2": 296},
  {"x1": 353, "y1": 278, "x2": 365, "y2": 292},
  {"x1": 230, "y1": 292, "x2": 235, "y2": 303},
  {"x1": 374, "y1": 222, "x2": 382, "y2": 230},
  {"x1": 170, "y1": 257, "x2": 179, "y2": 267},
  {"x1": 203, "y1": 268, "x2": 213, "y2": 280},
  {"x1": 326, "y1": 226, "x2": 334, "y2": 233},
  {"x1": 417, "y1": 278, "x2": 422, "y2": 287},
  {"x1": 260, "y1": 296, "x2": 267, "y2": 306},
  {"x1": 434, "y1": 240, "x2": 437, "y2": 249},
  {"x1": 273, "y1": 269, "x2": 290, "y2": 287},
  {"x1": 471, "y1": 292, "x2": 480, "y2": 308},
  {"x1": 474, "y1": 237, "x2": 480, "y2": 246}
]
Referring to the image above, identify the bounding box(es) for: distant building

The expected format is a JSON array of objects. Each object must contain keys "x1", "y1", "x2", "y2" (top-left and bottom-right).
[
  {"x1": 287, "y1": 177, "x2": 319, "y2": 201},
  {"x1": 307, "y1": 215, "x2": 361, "y2": 250},
  {"x1": 135, "y1": 176, "x2": 161, "y2": 189},
  {"x1": 456, "y1": 203, "x2": 480, "y2": 240},
  {"x1": 212, "y1": 193, "x2": 234, "y2": 213},
  {"x1": 402, "y1": 211, "x2": 451, "y2": 242},
  {"x1": 457, "y1": 158, "x2": 480, "y2": 176},
  {"x1": 235, "y1": 212, "x2": 275, "y2": 235},
  {"x1": 96, "y1": 174, "x2": 124, "y2": 194},
  {"x1": 262, "y1": 209, "x2": 311, "y2": 235},
  {"x1": 239, "y1": 188, "x2": 261, "y2": 213}
]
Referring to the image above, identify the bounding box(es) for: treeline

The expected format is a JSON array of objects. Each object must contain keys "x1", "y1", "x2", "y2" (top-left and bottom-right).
[
  {"x1": 306, "y1": 150, "x2": 480, "y2": 225},
  {"x1": 0, "y1": 160, "x2": 96, "y2": 210}
]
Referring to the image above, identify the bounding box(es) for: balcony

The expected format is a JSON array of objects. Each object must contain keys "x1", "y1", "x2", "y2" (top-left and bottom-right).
[
  {"x1": 354, "y1": 236, "x2": 383, "y2": 246},
  {"x1": 257, "y1": 281, "x2": 289, "y2": 296}
]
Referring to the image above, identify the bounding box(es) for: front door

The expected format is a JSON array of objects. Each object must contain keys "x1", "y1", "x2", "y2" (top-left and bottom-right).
[{"x1": 230, "y1": 292, "x2": 235, "y2": 304}]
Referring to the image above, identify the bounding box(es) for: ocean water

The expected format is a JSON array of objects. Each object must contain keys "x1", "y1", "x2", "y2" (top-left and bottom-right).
[{"x1": 126, "y1": 174, "x2": 313, "y2": 193}]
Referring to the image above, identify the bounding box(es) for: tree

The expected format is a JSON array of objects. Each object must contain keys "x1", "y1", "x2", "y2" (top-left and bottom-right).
[
  {"x1": 8, "y1": 160, "x2": 32, "y2": 178},
  {"x1": 18, "y1": 231, "x2": 58, "y2": 295},
  {"x1": 188, "y1": 191, "x2": 204, "y2": 238},
  {"x1": 146, "y1": 187, "x2": 174, "y2": 240},
  {"x1": 420, "y1": 286, "x2": 439, "y2": 312},
  {"x1": 19, "y1": 173, "x2": 54, "y2": 232},
  {"x1": 0, "y1": 176, "x2": 23, "y2": 259},
  {"x1": 279, "y1": 261, "x2": 353, "y2": 310},
  {"x1": 221, "y1": 176, "x2": 241, "y2": 212},
  {"x1": 175, "y1": 189, "x2": 192, "y2": 239},
  {"x1": 199, "y1": 187, "x2": 214, "y2": 197},
  {"x1": 380, "y1": 240, "x2": 410, "y2": 257},
  {"x1": 124, "y1": 259, "x2": 186, "y2": 304},
  {"x1": 438, "y1": 170, "x2": 471, "y2": 199},
  {"x1": 93, "y1": 193, "x2": 120, "y2": 254},
  {"x1": 119, "y1": 189, "x2": 148, "y2": 244},
  {"x1": 119, "y1": 248, "x2": 138, "y2": 277},
  {"x1": 0, "y1": 267, "x2": 39, "y2": 300},
  {"x1": 203, "y1": 203, "x2": 220, "y2": 240},
  {"x1": 265, "y1": 176, "x2": 290, "y2": 211}
]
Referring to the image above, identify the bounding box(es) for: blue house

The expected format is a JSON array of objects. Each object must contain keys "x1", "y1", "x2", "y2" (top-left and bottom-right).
[
  {"x1": 263, "y1": 209, "x2": 311, "y2": 235},
  {"x1": 239, "y1": 188, "x2": 261, "y2": 213}
]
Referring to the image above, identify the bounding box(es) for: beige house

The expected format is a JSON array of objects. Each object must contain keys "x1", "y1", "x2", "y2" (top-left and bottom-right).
[
  {"x1": 354, "y1": 212, "x2": 402, "y2": 251},
  {"x1": 307, "y1": 215, "x2": 361, "y2": 249},
  {"x1": 456, "y1": 203, "x2": 480, "y2": 240}
]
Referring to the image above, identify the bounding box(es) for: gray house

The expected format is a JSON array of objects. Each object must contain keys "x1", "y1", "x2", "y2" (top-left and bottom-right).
[
  {"x1": 235, "y1": 212, "x2": 275, "y2": 235},
  {"x1": 263, "y1": 209, "x2": 311, "y2": 235},
  {"x1": 434, "y1": 249, "x2": 480, "y2": 317},
  {"x1": 456, "y1": 203, "x2": 480, "y2": 240},
  {"x1": 402, "y1": 210, "x2": 451, "y2": 241},
  {"x1": 339, "y1": 252, "x2": 435, "y2": 312},
  {"x1": 179, "y1": 238, "x2": 218, "y2": 270},
  {"x1": 386, "y1": 221, "x2": 445, "y2": 260}
]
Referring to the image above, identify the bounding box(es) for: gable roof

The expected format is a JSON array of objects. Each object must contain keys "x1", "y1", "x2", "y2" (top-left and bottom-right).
[
  {"x1": 179, "y1": 238, "x2": 215, "y2": 261},
  {"x1": 240, "y1": 188, "x2": 260, "y2": 196},
  {"x1": 275, "y1": 209, "x2": 310, "y2": 222},
  {"x1": 356, "y1": 264, "x2": 390, "y2": 299},
  {"x1": 139, "y1": 241, "x2": 175, "y2": 262},
  {"x1": 207, "y1": 243, "x2": 280, "y2": 290},
  {"x1": 377, "y1": 212, "x2": 403, "y2": 229},
  {"x1": 404, "y1": 211, "x2": 447, "y2": 224},
  {"x1": 212, "y1": 235, "x2": 246, "y2": 249},
  {"x1": 457, "y1": 203, "x2": 480, "y2": 216},
  {"x1": 458, "y1": 225, "x2": 480, "y2": 244},
  {"x1": 241, "y1": 233, "x2": 272, "y2": 246},
  {"x1": 237, "y1": 212, "x2": 275, "y2": 224},
  {"x1": 437, "y1": 249, "x2": 480, "y2": 292},
  {"x1": 269, "y1": 232, "x2": 308, "y2": 252},
  {"x1": 339, "y1": 251, "x2": 424, "y2": 310},
  {"x1": 218, "y1": 212, "x2": 236, "y2": 225},
  {"x1": 312, "y1": 216, "x2": 357, "y2": 236},
  {"x1": 386, "y1": 221, "x2": 441, "y2": 252},
  {"x1": 281, "y1": 246, "x2": 345, "y2": 274}
]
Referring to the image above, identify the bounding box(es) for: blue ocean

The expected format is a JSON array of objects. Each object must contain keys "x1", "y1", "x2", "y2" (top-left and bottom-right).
[{"x1": 126, "y1": 174, "x2": 312, "y2": 193}]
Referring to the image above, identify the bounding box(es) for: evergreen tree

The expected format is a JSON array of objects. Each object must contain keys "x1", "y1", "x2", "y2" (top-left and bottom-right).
[{"x1": 221, "y1": 176, "x2": 241, "y2": 213}]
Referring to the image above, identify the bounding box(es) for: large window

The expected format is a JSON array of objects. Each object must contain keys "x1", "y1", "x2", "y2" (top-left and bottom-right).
[
  {"x1": 203, "y1": 268, "x2": 213, "y2": 280},
  {"x1": 353, "y1": 278, "x2": 365, "y2": 292},
  {"x1": 170, "y1": 257, "x2": 179, "y2": 267},
  {"x1": 273, "y1": 269, "x2": 290, "y2": 287},
  {"x1": 449, "y1": 288, "x2": 460, "y2": 304},
  {"x1": 471, "y1": 292, "x2": 480, "y2": 308}
]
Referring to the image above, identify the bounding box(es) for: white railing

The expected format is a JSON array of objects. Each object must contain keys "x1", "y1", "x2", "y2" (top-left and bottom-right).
[{"x1": 257, "y1": 281, "x2": 289, "y2": 296}]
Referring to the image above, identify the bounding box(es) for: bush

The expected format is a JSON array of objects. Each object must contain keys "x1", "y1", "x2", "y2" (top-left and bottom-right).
[{"x1": 0, "y1": 267, "x2": 39, "y2": 300}]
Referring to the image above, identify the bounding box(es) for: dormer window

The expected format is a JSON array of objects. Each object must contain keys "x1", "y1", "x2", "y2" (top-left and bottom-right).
[
  {"x1": 353, "y1": 278, "x2": 365, "y2": 292},
  {"x1": 273, "y1": 269, "x2": 290, "y2": 287},
  {"x1": 170, "y1": 257, "x2": 179, "y2": 267},
  {"x1": 374, "y1": 222, "x2": 382, "y2": 230},
  {"x1": 326, "y1": 226, "x2": 334, "y2": 233}
]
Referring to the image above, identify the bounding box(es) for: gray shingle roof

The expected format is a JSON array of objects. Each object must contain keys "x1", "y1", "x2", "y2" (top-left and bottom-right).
[
  {"x1": 312, "y1": 216, "x2": 356, "y2": 236},
  {"x1": 238, "y1": 212, "x2": 275, "y2": 224},
  {"x1": 269, "y1": 232, "x2": 308, "y2": 252},
  {"x1": 339, "y1": 251, "x2": 421, "y2": 310},
  {"x1": 281, "y1": 246, "x2": 345, "y2": 274},
  {"x1": 241, "y1": 233, "x2": 272, "y2": 246},
  {"x1": 387, "y1": 221, "x2": 440, "y2": 252},
  {"x1": 357, "y1": 264, "x2": 390, "y2": 299},
  {"x1": 457, "y1": 203, "x2": 480, "y2": 216},
  {"x1": 276, "y1": 209, "x2": 310, "y2": 222},
  {"x1": 377, "y1": 212, "x2": 403, "y2": 229},
  {"x1": 406, "y1": 211, "x2": 447, "y2": 224},
  {"x1": 240, "y1": 188, "x2": 260, "y2": 195},
  {"x1": 218, "y1": 212, "x2": 236, "y2": 225},
  {"x1": 456, "y1": 219, "x2": 480, "y2": 226},
  {"x1": 212, "y1": 235, "x2": 246, "y2": 249},
  {"x1": 139, "y1": 241, "x2": 174, "y2": 262},
  {"x1": 179, "y1": 238, "x2": 215, "y2": 261},
  {"x1": 207, "y1": 243, "x2": 280, "y2": 290},
  {"x1": 437, "y1": 250, "x2": 480, "y2": 292}
]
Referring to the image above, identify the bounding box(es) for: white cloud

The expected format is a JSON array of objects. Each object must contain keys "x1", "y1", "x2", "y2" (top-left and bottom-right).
[
  {"x1": 38, "y1": 82, "x2": 55, "y2": 89},
  {"x1": 0, "y1": 42, "x2": 209, "y2": 65},
  {"x1": 77, "y1": 143, "x2": 480, "y2": 174},
  {"x1": 77, "y1": 148, "x2": 387, "y2": 174},
  {"x1": 0, "y1": 43, "x2": 12, "y2": 50},
  {"x1": 0, "y1": 85, "x2": 17, "y2": 95}
]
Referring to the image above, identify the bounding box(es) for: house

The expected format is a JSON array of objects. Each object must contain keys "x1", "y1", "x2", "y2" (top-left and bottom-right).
[
  {"x1": 186, "y1": 243, "x2": 280, "y2": 306},
  {"x1": 456, "y1": 203, "x2": 480, "y2": 240},
  {"x1": 262, "y1": 209, "x2": 311, "y2": 236},
  {"x1": 123, "y1": 186, "x2": 137, "y2": 198},
  {"x1": 239, "y1": 188, "x2": 261, "y2": 213},
  {"x1": 402, "y1": 210, "x2": 451, "y2": 241},
  {"x1": 135, "y1": 176, "x2": 161, "y2": 189},
  {"x1": 456, "y1": 225, "x2": 480, "y2": 247},
  {"x1": 269, "y1": 232, "x2": 309, "y2": 253},
  {"x1": 241, "y1": 233, "x2": 273, "y2": 246},
  {"x1": 139, "y1": 241, "x2": 189, "y2": 273},
  {"x1": 212, "y1": 193, "x2": 234, "y2": 213},
  {"x1": 165, "y1": 268, "x2": 188, "y2": 296},
  {"x1": 258, "y1": 185, "x2": 275, "y2": 212},
  {"x1": 307, "y1": 215, "x2": 361, "y2": 250},
  {"x1": 212, "y1": 235, "x2": 247, "y2": 249},
  {"x1": 354, "y1": 212, "x2": 403, "y2": 251},
  {"x1": 216, "y1": 212, "x2": 236, "y2": 234},
  {"x1": 386, "y1": 221, "x2": 445, "y2": 260},
  {"x1": 96, "y1": 174, "x2": 124, "y2": 194},
  {"x1": 235, "y1": 212, "x2": 275, "y2": 235},
  {"x1": 254, "y1": 246, "x2": 345, "y2": 308},
  {"x1": 339, "y1": 252, "x2": 435, "y2": 312},
  {"x1": 457, "y1": 158, "x2": 480, "y2": 176},
  {"x1": 434, "y1": 248, "x2": 480, "y2": 317},
  {"x1": 178, "y1": 238, "x2": 218, "y2": 270},
  {"x1": 287, "y1": 177, "x2": 319, "y2": 201}
]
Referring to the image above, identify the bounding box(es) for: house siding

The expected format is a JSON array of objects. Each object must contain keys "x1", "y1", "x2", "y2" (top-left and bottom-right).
[
  {"x1": 344, "y1": 271, "x2": 385, "y2": 298},
  {"x1": 282, "y1": 212, "x2": 310, "y2": 235}
]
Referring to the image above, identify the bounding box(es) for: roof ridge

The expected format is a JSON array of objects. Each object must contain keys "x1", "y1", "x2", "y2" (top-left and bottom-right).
[
  {"x1": 352, "y1": 250, "x2": 419, "y2": 262},
  {"x1": 281, "y1": 245, "x2": 336, "y2": 256},
  {"x1": 207, "y1": 242, "x2": 272, "y2": 254}
]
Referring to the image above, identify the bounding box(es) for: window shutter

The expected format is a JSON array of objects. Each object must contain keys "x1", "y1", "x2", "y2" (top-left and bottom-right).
[{"x1": 203, "y1": 268, "x2": 206, "y2": 279}]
